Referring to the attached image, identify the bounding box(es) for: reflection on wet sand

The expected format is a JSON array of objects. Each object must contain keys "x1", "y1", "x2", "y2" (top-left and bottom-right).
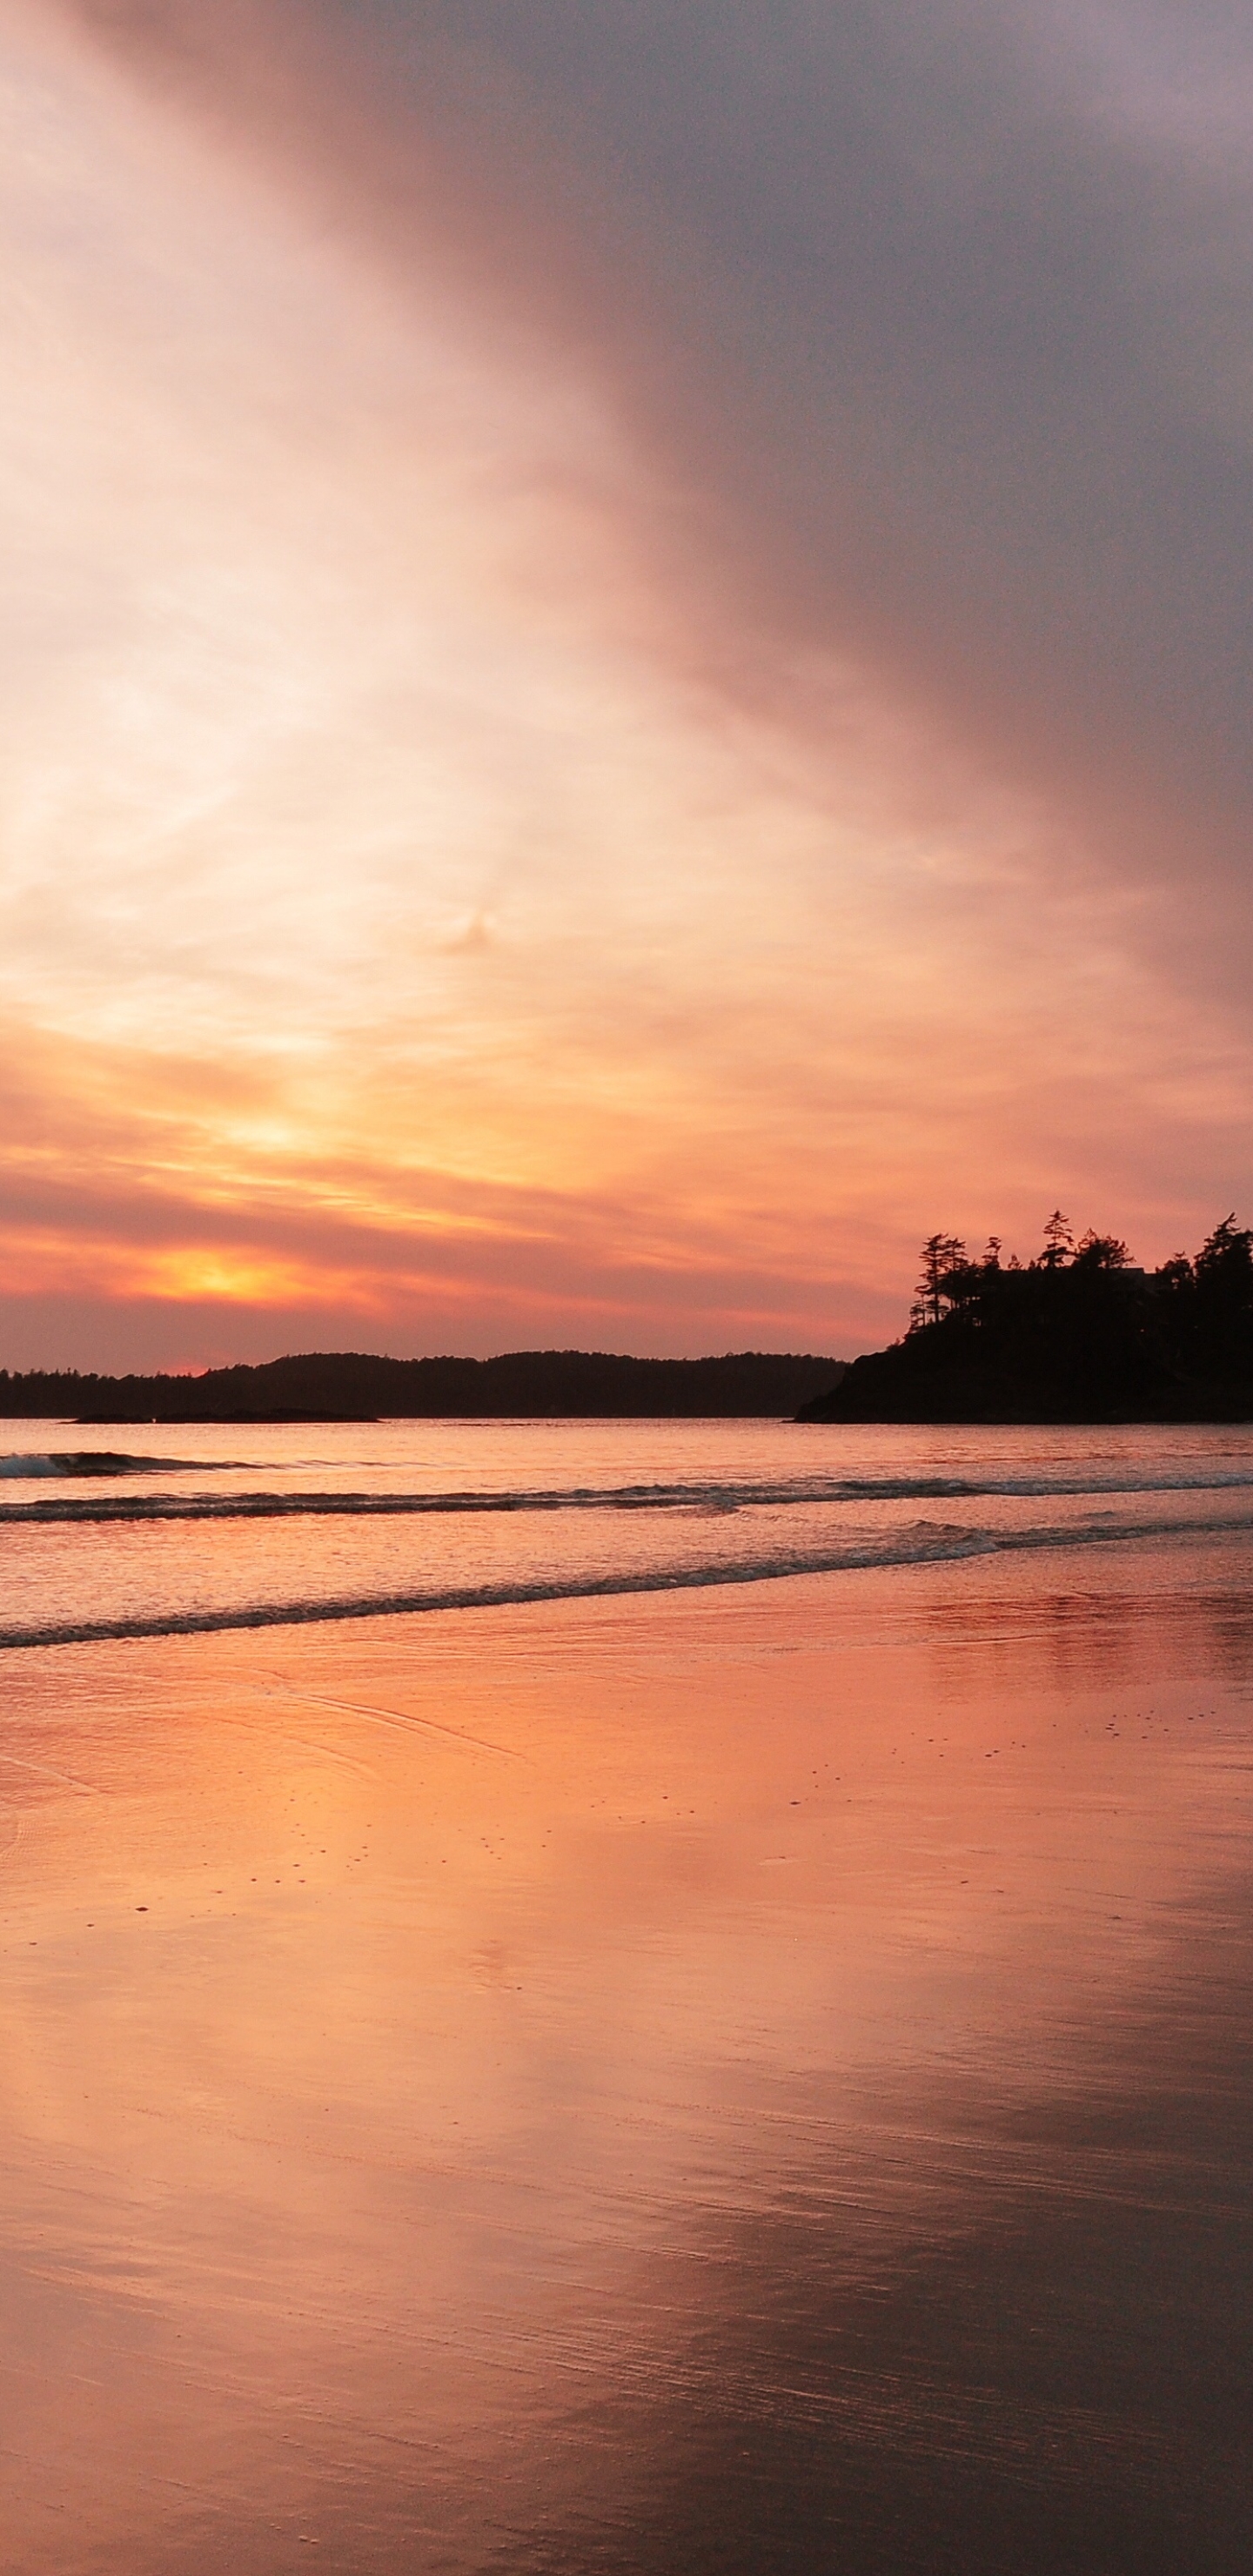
[{"x1": 1, "y1": 1538, "x2": 1250, "y2": 2573}]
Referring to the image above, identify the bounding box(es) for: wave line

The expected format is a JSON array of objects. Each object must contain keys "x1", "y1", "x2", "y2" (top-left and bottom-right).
[
  {"x1": 4, "y1": 1506, "x2": 1253, "y2": 1653},
  {"x1": 7, "y1": 1464, "x2": 1253, "y2": 1526}
]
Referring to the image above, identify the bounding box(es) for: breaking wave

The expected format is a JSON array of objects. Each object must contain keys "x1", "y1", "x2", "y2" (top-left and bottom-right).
[
  {"x1": 6, "y1": 1463, "x2": 1253, "y2": 1523},
  {"x1": 4, "y1": 1505, "x2": 1253, "y2": 1652},
  {"x1": 0, "y1": 1451, "x2": 226, "y2": 1481}
]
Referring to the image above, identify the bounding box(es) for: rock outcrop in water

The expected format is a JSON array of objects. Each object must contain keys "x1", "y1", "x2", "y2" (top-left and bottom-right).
[
  {"x1": 800, "y1": 1217, "x2": 1253, "y2": 1423},
  {"x1": 0, "y1": 1349, "x2": 845, "y2": 1424}
]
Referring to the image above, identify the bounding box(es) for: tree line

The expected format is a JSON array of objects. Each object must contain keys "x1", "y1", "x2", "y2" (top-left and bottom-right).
[
  {"x1": 909, "y1": 1212, "x2": 1253, "y2": 1377},
  {"x1": 0, "y1": 1347, "x2": 843, "y2": 1423}
]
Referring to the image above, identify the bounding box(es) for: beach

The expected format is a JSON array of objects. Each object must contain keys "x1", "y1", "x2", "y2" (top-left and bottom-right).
[
  {"x1": 6, "y1": 1, "x2": 1252, "y2": 2561},
  {"x1": 1, "y1": 1425, "x2": 1251, "y2": 2571}
]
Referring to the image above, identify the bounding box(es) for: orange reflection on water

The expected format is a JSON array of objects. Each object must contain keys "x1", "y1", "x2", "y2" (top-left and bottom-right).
[{"x1": 1, "y1": 1543, "x2": 1250, "y2": 2572}]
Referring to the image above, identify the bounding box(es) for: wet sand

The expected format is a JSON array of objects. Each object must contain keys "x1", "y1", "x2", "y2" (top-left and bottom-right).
[{"x1": 1, "y1": 1536, "x2": 1250, "y2": 2573}]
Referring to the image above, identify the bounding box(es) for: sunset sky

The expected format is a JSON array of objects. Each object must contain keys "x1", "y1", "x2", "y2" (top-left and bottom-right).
[{"x1": 3, "y1": 0, "x2": 1251, "y2": 1369}]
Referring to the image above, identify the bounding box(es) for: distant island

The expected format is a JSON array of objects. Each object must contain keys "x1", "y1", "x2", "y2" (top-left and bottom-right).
[
  {"x1": 800, "y1": 1215, "x2": 1253, "y2": 1423},
  {"x1": 0, "y1": 1348, "x2": 844, "y2": 1424}
]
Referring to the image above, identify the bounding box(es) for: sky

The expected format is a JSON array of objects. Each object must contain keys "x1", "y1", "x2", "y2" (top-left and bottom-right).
[{"x1": 2, "y1": 0, "x2": 1251, "y2": 1370}]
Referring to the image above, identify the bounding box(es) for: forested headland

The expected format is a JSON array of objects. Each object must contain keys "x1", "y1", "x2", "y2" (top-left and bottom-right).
[
  {"x1": 0, "y1": 1348, "x2": 843, "y2": 1424},
  {"x1": 799, "y1": 1216, "x2": 1253, "y2": 1422}
]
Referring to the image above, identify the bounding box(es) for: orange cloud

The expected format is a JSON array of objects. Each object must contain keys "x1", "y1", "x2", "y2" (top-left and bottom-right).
[{"x1": 0, "y1": 3, "x2": 1250, "y2": 1371}]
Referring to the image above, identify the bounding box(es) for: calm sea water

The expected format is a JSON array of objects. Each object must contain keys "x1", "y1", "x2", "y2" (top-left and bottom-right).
[{"x1": 2, "y1": 1420, "x2": 1251, "y2": 2573}]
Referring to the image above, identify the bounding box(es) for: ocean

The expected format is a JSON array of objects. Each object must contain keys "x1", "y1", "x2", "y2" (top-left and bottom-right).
[
  {"x1": 5, "y1": 1414, "x2": 1253, "y2": 1646},
  {"x1": 2, "y1": 1418, "x2": 1251, "y2": 2572}
]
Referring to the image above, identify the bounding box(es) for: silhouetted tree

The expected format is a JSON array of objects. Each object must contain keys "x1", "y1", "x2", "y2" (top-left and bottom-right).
[
  {"x1": 1041, "y1": 1210, "x2": 1074, "y2": 1268},
  {"x1": 1158, "y1": 1254, "x2": 1194, "y2": 1291},
  {"x1": 1190, "y1": 1214, "x2": 1253, "y2": 1371},
  {"x1": 911, "y1": 1232, "x2": 968, "y2": 1330},
  {"x1": 1073, "y1": 1230, "x2": 1131, "y2": 1271},
  {"x1": 1196, "y1": 1214, "x2": 1253, "y2": 1280}
]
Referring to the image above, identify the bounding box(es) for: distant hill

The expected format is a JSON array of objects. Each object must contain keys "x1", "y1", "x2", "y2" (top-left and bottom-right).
[
  {"x1": 0, "y1": 1348, "x2": 846, "y2": 1423},
  {"x1": 799, "y1": 1219, "x2": 1253, "y2": 1423}
]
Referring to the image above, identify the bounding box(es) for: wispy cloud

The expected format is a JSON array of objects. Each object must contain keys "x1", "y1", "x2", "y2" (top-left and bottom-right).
[{"x1": 2, "y1": 0, "x2": 1250, "y2": 1364}]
